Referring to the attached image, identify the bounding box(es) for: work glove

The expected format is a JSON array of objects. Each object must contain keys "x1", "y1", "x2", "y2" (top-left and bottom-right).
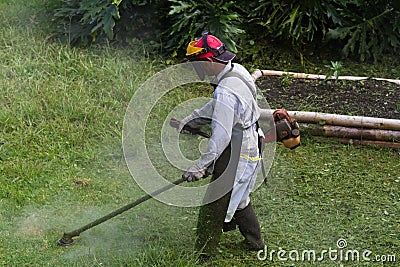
[{"x1": 183, "y1": 165, "x2": 208, "y2": 182}]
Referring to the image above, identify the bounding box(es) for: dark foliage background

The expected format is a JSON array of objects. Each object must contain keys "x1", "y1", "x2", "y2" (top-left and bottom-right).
[{"x1": 52, "y1": 0, "x2": 400, "y2": 62}]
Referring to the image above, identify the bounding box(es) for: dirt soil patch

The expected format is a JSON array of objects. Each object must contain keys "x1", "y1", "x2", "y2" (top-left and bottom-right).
[{"x1": 257, "y1": 76, "x2": 400, "y2": 120}]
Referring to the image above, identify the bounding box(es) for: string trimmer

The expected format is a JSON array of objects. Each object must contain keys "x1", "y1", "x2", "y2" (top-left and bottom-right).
[
  {"x1": 57, "y1": 177, "x2": 186, "y2": 246},
  {"x1": 57, "y1": 118, "x2": 209, "y2": 246}
]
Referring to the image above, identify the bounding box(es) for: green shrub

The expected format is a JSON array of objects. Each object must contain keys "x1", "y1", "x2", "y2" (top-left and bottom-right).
[
  {"x1": 165, "y1": 0, "x2": 244, "y2": 53},
  {"x1": 248, "y1": 0, "x2": 339, "y2": 43},
  {"x1": 248, "y1": 0, "x2": 400, "y2": 61},
  {"x1": 54, "y1": 0, "x2": 121, "y2": 45},
  {"x1": 326, "y1": 0, "x2": 400, "y2": 61},
  {"x1": 51, "y1": 0, "x2": 400, "y2": 61}
]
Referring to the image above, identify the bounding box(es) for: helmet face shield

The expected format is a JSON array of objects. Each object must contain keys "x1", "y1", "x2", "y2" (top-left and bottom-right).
[
  {"x1": 190, "y1": 59, "x2": 213, "y2": 81},
  {"x1": 192, "y1": 60, "x2": 206, "y2": 80},
  {"x1": 183, "y1": 60, "x2": 224, "y2": 81}
]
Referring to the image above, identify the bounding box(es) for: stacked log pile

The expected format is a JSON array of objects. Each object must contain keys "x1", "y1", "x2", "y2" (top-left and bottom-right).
[
  {"x1": 254, "y1": 70, "x2": 400, "y2": 148},
  {"x1": 260, "y1": 110, "x2": 400, "y2": 148}
]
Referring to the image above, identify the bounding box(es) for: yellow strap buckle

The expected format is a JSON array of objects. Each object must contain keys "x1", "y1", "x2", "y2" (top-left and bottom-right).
[{"x1": 240, "y1": 154, "x2": 263, "y2": 162}]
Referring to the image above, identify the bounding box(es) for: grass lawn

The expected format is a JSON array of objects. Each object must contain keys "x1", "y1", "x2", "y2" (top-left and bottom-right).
[{"x1": 0, "y1": 1, "x2": 399, "y2": 266}]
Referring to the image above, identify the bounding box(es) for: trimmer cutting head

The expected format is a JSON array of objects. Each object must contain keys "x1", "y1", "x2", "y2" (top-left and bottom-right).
[
  {"x1": 56, "y1": 177, "x2": 186, "y2": 248},
  {"x1": 57, "y1": 233, "x2": 76, "y2": 246}
]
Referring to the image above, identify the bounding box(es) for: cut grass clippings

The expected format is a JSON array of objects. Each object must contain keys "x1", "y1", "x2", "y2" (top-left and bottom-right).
[{"x1": 0, "y1": 1, "x2": 399, "y2": 266}]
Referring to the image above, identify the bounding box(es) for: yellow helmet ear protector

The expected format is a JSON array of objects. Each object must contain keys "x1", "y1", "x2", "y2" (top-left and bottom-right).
[
  {"x1": 186, "y1": 40, "x2": 206, "y2": 58},
  {"x1": 186, "y1": 32, "x2": 210, "y2": 59}
]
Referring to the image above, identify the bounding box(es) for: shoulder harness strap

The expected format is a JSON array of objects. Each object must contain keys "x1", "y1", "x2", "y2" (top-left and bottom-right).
[{"x1": 219, "y1": 65, "x2": 268, "y2": 184}]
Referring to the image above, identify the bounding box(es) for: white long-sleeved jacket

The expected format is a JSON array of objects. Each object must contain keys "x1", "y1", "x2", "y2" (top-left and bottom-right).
[{"x1": 182, "y1": 62, "x2": 262, "y2": 221}]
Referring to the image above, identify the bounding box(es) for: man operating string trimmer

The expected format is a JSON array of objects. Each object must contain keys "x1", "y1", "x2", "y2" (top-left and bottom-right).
[
  {"x1": 56, "y1": 32, "x2": 300, "y2": 251},
  {"x1": 174, "y1": 33, "x2": 300, "y2": 259}
]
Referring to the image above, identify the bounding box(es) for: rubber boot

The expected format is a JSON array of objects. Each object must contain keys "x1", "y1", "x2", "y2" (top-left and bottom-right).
[
  {"x1": 222, "y1": 218, "x2": 237, "y2": 232},
  {"x1": 234, "y1": 202, "x2": 264, "y2": 250}
]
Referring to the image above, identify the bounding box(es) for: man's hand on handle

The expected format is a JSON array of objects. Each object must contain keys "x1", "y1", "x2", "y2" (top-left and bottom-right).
[{"x1": 182, "y1": 165, "x2": 209, "y2": 182}]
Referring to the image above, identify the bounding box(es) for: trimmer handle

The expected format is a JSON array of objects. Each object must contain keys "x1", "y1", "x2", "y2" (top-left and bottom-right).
[
  {"x1": 169, "y1": 118, "x2": 210, "y2": 138},
  {"x1": 169, "y1": 117, "x2": 181, "y2": 129}
]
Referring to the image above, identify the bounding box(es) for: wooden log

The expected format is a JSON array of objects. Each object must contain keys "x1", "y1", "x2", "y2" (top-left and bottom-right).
[
  {"x1": 252, "y1": 69, "x2": 400, "y2": 85},
  {"x1": 260, "y1": 110, "x2": 400, "y2": 131},
  {"x1": 253, "y1": 69, "x2": 400, "y2": 147},
  {"x1": 300, "y1": 123, "x2": 400, "y2": 142}
]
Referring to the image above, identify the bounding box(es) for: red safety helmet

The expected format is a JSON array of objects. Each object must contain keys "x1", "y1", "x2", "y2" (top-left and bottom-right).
[{"x1": 186, "y1": 32, "x2": 236, "y2": 63}]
